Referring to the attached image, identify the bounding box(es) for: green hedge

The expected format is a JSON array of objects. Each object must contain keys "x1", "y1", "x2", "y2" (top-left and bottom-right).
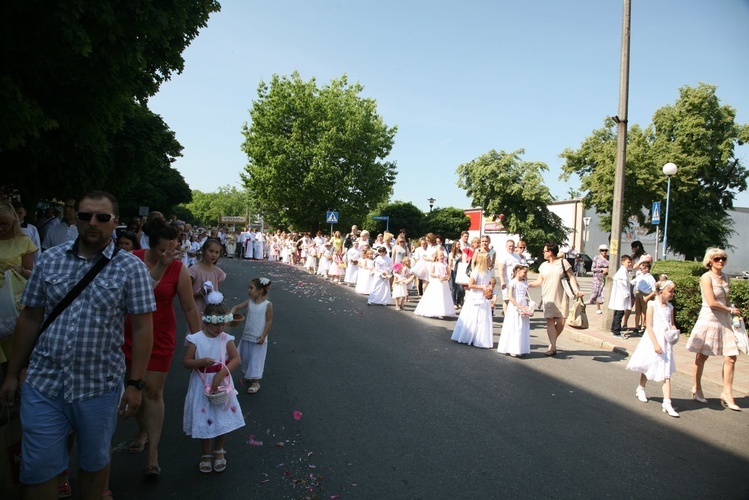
[{"x1": 651, "y1": 261, "x2": 749, "y2": 334}]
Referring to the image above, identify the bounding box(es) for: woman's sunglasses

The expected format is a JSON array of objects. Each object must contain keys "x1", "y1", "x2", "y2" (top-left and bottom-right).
[
  {"x1": 712, "y1": 256, "x2": 727, "y2": 263},
  {"x1": 77, "y1": 212, "x2": 116, "y2": 223}
]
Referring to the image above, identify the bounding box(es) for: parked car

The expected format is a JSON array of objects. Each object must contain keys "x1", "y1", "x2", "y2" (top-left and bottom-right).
[{"x1": 566, "y1": 253, "x2": 592, "y2": 275}]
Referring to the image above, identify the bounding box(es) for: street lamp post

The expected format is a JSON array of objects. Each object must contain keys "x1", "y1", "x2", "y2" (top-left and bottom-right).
[
  {"x1": 427, "y1": 197, "x2": 435, "y2": 212},
  {"x1": 662, "y1": 162, "x2": 678, "y2": 260}
]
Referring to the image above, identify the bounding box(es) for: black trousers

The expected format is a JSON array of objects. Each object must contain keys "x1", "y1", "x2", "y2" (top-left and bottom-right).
[{"x1": 611, "y1": 309, "x2": 626, "y2": 334}]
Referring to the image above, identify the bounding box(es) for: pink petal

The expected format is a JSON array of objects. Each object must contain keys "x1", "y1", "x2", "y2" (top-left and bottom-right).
[{"x1": 293, "y1": 410, "x2": 303, "y2": 421}]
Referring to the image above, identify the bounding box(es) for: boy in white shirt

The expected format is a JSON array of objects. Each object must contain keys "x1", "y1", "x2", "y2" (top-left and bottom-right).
[{"x1": 608, "y1": 255, "x2": 633, "y2": 338}]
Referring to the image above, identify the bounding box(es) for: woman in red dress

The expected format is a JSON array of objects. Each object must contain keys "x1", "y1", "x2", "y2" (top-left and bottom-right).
[{"x1": 122, "y1": 220, "x2": 202, "y2": 476}]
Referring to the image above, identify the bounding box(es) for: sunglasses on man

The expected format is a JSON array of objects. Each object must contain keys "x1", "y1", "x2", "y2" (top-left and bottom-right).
[{"x1": 77, "y1": 212, "x2": 116, "y2": 223}]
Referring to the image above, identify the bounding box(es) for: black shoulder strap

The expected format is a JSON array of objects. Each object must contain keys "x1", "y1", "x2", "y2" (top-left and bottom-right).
[{"x1": 38, "y1": 247, "x2": 121, "y2": 335}]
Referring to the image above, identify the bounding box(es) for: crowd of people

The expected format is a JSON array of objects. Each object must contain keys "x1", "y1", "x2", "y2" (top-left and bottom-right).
[
  {"x1": 0, "y1": 198, "x2": 744, "y2": 498},
  {"x1": 0, "y1": 194, "x2": 278, "y2": 498}
]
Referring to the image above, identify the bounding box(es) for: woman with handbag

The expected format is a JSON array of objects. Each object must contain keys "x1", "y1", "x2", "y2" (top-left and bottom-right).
[
  {"x1": 0, "y1": 200, "x2": 37, "y2": 364},
  {"x1": 529, "y1": 242, "x2": 583, "y2": 357},
  {"x1": 686, "y1": 248, "x2": 743, "y2": 411},
  {"x1": 626, "y1": 280, "x2": 681, "y2": 417}
]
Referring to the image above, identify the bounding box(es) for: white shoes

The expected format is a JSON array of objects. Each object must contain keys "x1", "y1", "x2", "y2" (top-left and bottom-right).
[
  {"x1": 596, "y1": 310, "x2": 602, "y2": 315},
  {"x1": 662, "y1": 400, "x2": 680, "y2": 418},
  {"x1": 635, "y1": 387, "x2": 648, "y2": 403}
]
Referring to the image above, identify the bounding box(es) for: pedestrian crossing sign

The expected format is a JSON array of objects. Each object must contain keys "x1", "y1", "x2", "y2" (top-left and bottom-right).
[
  {"x1": 326, "y1": 211, "x2": 339, "y2": 224},
  {"x1": 651, "y1": 201, "x2": 661, "y2": 225}
]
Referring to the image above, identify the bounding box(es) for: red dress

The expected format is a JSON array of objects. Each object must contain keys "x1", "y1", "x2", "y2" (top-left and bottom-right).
[{"x1": 123, "y1": 250, "x2": 183, "y2": 372}]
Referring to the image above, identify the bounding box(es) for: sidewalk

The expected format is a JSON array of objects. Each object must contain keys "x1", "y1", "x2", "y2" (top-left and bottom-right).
[{"x1": 561, "y1": 307, "x2": 749, "y2": 396}]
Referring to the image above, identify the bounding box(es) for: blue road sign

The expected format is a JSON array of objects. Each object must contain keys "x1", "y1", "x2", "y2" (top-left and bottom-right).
[
  {"x1": 326, "y1": 211, "x2": 339, "y2": 224},
  {"x1": 651, "y1": 201, "x2": 661, "y2": 225},
  {"x1": 371, "y1": 216, "x2": 388, "y2": 220}
]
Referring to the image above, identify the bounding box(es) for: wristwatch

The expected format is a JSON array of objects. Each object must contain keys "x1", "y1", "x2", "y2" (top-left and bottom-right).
[{"x1": 126, "y1": 379, "x2": 146, "y2": 390}]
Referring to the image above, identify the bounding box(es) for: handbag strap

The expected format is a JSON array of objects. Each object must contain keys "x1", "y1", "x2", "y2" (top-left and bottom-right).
[{"x1": 38, "y1": 247, "x2": 120, "y2": 335}]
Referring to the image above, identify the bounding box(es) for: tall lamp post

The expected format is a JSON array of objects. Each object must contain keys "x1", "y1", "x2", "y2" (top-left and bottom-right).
[
  {"x1": 427, "y1": 197, "x2": 435, "y2": 212},
  {"x1": 661, "y1": 162, "x2": 678, "y2": 260}
]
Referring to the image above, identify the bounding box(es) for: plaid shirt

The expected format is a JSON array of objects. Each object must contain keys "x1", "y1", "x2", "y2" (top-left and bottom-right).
[{"x1": 21, "y1": 239, "x2": 155, "y2": 402}]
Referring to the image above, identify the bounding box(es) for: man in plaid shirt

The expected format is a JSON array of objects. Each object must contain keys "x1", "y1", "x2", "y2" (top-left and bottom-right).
[{"x1": 0, "y1": 191, "x2": 155, "y2": 499}]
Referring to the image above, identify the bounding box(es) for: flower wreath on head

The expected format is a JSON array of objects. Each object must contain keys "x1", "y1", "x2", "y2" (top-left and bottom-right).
[
  {"x1": 202, "y1": 284, "x2": 233, "y2": 324},
  {"x1": 259, "y1": 277, "x2": 270, "y2": 286}
]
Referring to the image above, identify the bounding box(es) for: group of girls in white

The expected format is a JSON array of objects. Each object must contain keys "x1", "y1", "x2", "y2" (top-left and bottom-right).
[{"x1": 214, "y1": 224, "x2": 747, "y2": 421}]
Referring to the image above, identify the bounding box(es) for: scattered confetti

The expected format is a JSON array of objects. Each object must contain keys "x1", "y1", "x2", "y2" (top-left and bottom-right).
[{"x1": 247, "y1": 435, "x2": 264, "y2": 446}]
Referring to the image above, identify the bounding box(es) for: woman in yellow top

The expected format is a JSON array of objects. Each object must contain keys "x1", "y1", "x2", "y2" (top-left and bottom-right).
[
  {"x1": 331, "y1": 230, "x2": 344, "y2": 253},
  {"x1": 0, "y1": 200, "x2": 38, "y2": 363}
]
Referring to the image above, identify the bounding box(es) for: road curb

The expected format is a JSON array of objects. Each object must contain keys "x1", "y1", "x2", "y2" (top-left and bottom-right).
[{"x1": 564, "y1": 327, "x2": 630, "y2": 357}]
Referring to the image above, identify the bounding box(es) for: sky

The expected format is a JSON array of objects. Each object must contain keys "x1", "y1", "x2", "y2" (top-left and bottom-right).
[{"x1": 149, "y1": 0, "x2": 749, "y2": 215}]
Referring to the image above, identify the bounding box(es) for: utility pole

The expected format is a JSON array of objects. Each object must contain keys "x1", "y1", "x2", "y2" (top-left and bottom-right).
[{"x1": 604, "y1": 0, "x2": 631, "y2": 327}]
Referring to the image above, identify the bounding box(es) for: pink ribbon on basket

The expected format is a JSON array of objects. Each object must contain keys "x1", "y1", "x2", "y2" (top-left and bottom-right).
[{"x1": 195, "y1": 332, "x2": 236, "y2": 410}]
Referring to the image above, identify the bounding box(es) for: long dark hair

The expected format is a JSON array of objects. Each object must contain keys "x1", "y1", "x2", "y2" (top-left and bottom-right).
[
  {"x1": 143, "y1": 219, "x2": 177, "y2": 248},
  {"x1": 631, "y1": 240, "x2": 645, "y2": 258}
]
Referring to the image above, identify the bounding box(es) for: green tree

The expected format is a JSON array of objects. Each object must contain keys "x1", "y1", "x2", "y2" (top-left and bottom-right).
[
  {"x1": 420, "y1": 207, "x2": 471, "y2": 240},
  {"x1": 456, "y1": 149, "x2": 568, "y2": 255},
  {"x1": 1, "y1": 0, "x2": 220, "y2": 207},
  {"x1": 107, "y1": 102, "x2": 192, "y2": 217},
  {"x1": 561, "y1": 83, "x2": 749, "y2": 259},
  {"x1": 182, "y1": 186, "x2": 249, "y2": 228},
  {"x1": 363, "y1": 201, "x2": 424, "y2": 237},
  {"x1": 241, "y1": 72, "x2": 398, "y2": 230}
]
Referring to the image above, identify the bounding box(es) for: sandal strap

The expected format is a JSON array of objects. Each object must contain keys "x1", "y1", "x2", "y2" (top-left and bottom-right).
[
  {"x1": 201, "y1": 454, "x2": 213, "y2": 459},
  {"x1": 213, "y1": 449, "x2": 226, "y2": 454}
]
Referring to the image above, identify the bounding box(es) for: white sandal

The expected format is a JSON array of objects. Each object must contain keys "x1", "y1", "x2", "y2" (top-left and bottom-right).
[
  {"x1": 199, "y1": 455, "x2": 213, "y2": 474},
  {"x1": 213, "y1": 449, "x2": 227, "y2": 472},
  {"x1": 247, "y1": 382, "x2": 260, "y2": 394}
]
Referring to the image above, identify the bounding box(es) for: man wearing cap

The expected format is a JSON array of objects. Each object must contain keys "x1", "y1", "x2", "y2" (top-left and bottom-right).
[{"x1": 590, "y1": 244, "x2": 610, "y2": 314}]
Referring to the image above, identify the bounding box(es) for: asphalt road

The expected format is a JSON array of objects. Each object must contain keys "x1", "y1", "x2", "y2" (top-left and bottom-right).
[{"x1": 103, "y1": 258, "x2": 749, "y2": 499}]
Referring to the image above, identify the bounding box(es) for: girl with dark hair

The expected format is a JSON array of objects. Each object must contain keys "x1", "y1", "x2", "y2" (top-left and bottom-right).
[
  {"x1": 231, "y1": 277, "x2": 274, "y2": 394},
  {"x1": 117, "y1": 231, "x2": 141, "y2": 252}
]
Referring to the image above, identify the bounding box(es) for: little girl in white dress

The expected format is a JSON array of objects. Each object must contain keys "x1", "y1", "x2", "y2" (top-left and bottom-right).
[
  {"x1": 183, "y1": 292, "x2": 244, "y2": 473},
  {"x1": 451, "y1": 253, "x2": 494, "y2": 347},
  {"x1": 231, "y1": 277, "x2": 274, "y2": 395},
  {"x1": 355, "y1": 248, "x2": 374, "y2": 295},
  {"x1": 414, "y1": 248, "x2": 456, "y2": 318},
  {"x1": 497, "y1": 264, "x2": 532, "y2": 356},
  {"x1": 626, "y1": 280, "x2": 680, "y2": 417}
]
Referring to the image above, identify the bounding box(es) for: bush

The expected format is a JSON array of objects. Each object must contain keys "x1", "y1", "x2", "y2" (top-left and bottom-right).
[{"x1": 651, "y1": 260, "x2": 749, "y2": 334}]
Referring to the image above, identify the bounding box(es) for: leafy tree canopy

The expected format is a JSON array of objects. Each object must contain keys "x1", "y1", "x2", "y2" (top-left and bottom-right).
[
  {"x1": 561, "y1": 83, "x2": 748, "y2": 260},
  {"x1": 456, "y1": 149, "x2": 568, "y2": 255},
  {"x1": 421, "y1": 207, "x2": 471, "y2": 241},
  {"x1": 363, "y1": 201, "x2": 424, "y2": 238},
  {"x1": 241, "y1": 72, "x2": 398, "y2": 231},
  {"x1": 182, "y1": 186, "x2": 248, "y2": 228},
  {"x1": 1, "y1": 0, "x2": 219, "y2": 209}
]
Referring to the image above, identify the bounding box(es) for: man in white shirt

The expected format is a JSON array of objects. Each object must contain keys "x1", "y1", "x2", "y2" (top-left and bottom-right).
[
  {"x1": 42, "y1": 198, "x2": 78, "y2": 250},
  {"x1": 497, "y1": 239, "x2": 522, "y2": 313}
]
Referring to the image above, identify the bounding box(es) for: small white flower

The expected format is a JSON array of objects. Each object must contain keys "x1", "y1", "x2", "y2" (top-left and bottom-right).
[{"x1": 259, "y1": 277, "x2": 270, "y2": 285}]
